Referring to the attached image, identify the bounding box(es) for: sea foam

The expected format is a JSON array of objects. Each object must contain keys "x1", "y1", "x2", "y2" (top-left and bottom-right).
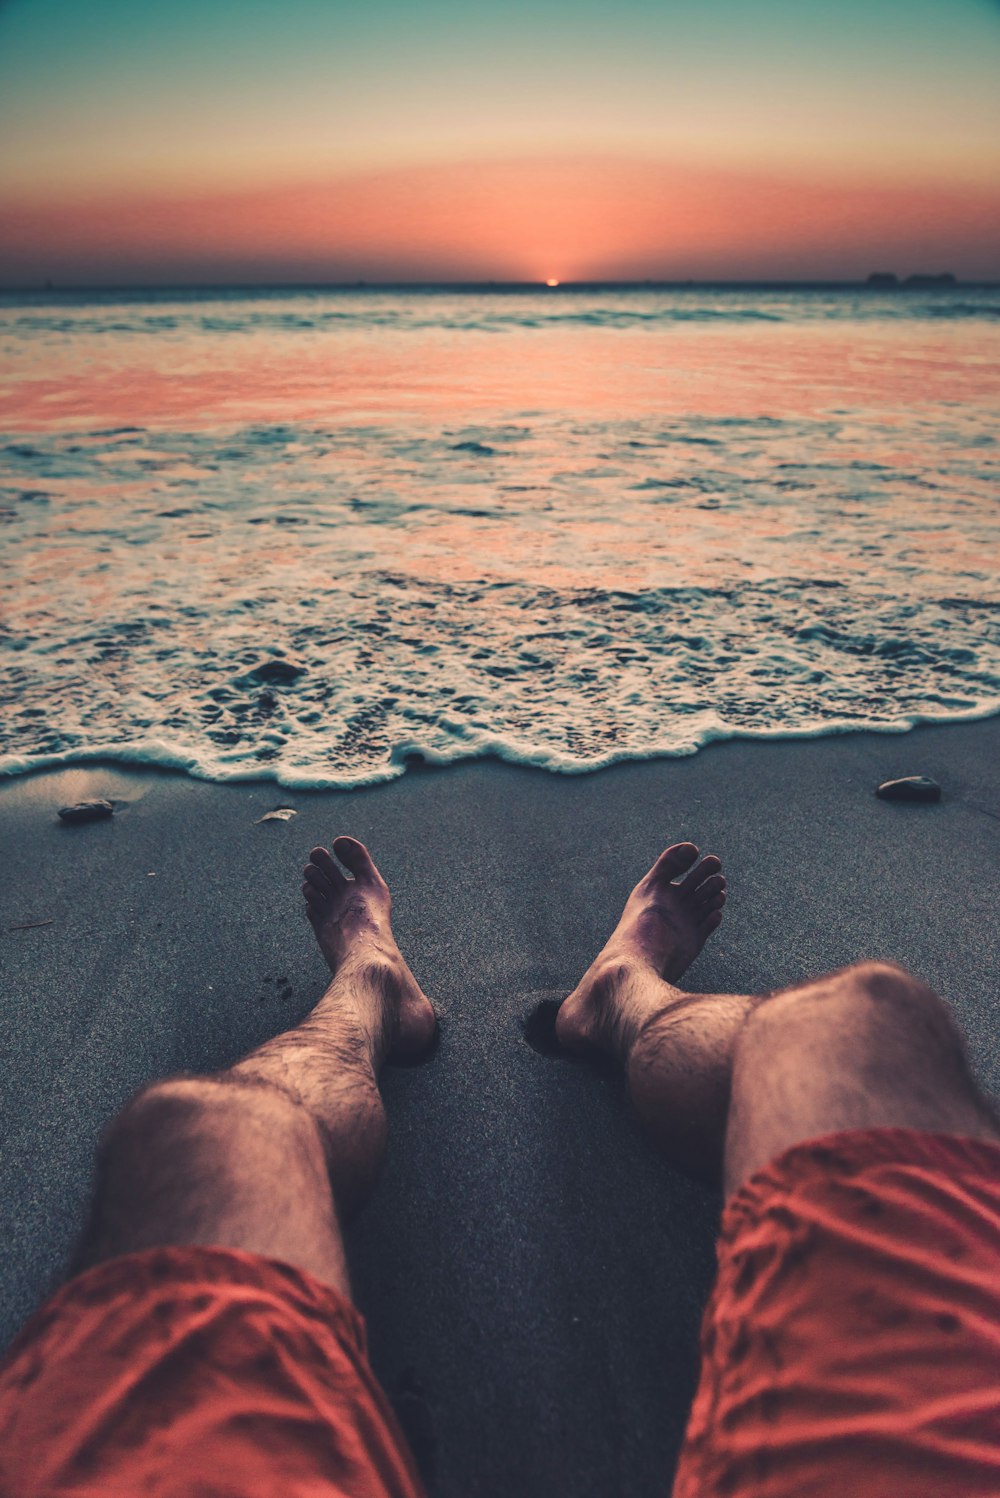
[{"x1": 2, "y1": 288, "x2": 998, "y2": 786}]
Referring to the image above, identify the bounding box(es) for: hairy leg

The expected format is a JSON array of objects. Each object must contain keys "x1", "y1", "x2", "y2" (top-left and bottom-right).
[
  {"x1": 558, "y1": 844, "x2": 997, "y2": 1190},
  {"x1": 557, "y1": 841, "x2": 748, "y2": 1181},
  {"x1": 724, "y1": 959, "x2": 1000, "y2": 1196},
  {"x1": 76, "y1": 837, "x2": 436, "y2": 1295}
]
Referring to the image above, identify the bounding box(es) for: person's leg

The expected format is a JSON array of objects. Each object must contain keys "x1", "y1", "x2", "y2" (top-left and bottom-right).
[
  {"x1": 557, "y1": 841, "x2": 998, "y2": 1182},
  {"x1": 557, "y1": 841, "x2": 752, "y2": 1181},
  {"x1": 76, "y1": 835, "x2": 436, "y2": 1295},
  {"x1": 0, "y1": 836, "x2": 434, "y2": 1498},
  {"x1": 562, "y1": 842, "x2": 1000, "y2": 1498},
  {"x1": 724, "y1": 958, "x2": 999, "y2": 1194},
  {"x1": 682, "y1": 965, "x2": 1000, "y2": 1498}
]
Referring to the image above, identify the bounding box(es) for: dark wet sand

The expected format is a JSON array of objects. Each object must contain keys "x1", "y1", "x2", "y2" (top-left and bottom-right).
[{"x1": 2, "y1": 718, "x2": 999, "y2": 1496}]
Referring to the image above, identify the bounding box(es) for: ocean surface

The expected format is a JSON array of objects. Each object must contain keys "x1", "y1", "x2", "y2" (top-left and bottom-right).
[{"x1": 2, "y1": 285, "x2": 999, "y2": 787}]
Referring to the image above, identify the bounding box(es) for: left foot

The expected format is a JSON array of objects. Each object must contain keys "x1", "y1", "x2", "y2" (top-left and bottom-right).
[
  {"x1": 556, "y1": 842, "x2": 725, "y2": 1058},
  {"x1": 302, "y1": 837, "x2": 437, "y2": 1061}
]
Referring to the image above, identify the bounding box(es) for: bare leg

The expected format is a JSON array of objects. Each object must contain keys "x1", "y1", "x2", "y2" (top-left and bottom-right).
[
  {"x1": 557, "y1": 841, "x2": 748, "y2": 1182},
  {"x1": 724, "y1": 959, "x2": 999, "y2": 1195},
  {"x1": 558, "y1": 842, "x2": 998, "y2": 1188},
  {"x1": 76, "y1": 837, "x2": 436, "y2": 1296}
]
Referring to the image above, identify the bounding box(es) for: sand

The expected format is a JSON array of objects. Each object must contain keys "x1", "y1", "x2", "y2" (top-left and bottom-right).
[{"x1": 2, "y1": 718, "x2": 999, "y2": 1496}]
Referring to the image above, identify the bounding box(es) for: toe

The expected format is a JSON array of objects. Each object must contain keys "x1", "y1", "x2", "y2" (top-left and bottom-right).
[
  {"x1": 679, "y1": 854, "x2": 721, "y2": 896},
  {"x1": 332, "y1": 835, "x2": 379, "y2": 883},
  {"x1": 698, "y1": 890, "x2": 727, "y2": 915},
  {"x1": 311, "y1": 847, "x2": 347, "y2": 889},
  {"x1": 303, "y1": 863, "x2": 331, "y2": 893},
  {"x1": 693, "y1": 872, "x2": 726, "y2": 903},
  {"x1": 646, "y1": 842, "x2": 699, "y2": 883},
  {"x1": 700, "y1": 909, "x2": 723, "y2": 936},
  {"x1": 302, "y1": 880, "x2": 326, "y2": 909}
]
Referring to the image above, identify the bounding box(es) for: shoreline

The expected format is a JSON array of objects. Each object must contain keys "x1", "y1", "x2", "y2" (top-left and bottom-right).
[
  {"x1": 2, "y1": 716, "x2": 999, "y2": 1495},
  {"x1": 4, "y1": 697, "x2": 1000, "y2": 791}
]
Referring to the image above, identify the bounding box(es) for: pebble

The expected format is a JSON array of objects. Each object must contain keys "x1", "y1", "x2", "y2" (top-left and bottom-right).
[
  {"x1": 875, "y1": 775, "x2": 942, "y2": 803},
  {"x1": 58, "y1": 799, "x2": 114, "y2": 823}
]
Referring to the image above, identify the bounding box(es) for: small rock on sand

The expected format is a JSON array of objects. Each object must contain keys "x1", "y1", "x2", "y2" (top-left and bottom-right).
[
  {"x1": 876, "y1": 775, "x2": 942, "y2": 803},
  {"x1": 58, "y1": 799, "x2": 114, "y2": 823}
]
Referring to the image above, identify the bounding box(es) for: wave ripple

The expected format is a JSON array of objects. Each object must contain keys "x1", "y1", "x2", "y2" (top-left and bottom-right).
[{"x1": 2, "y1": 290, "x2": 999, "y2": 785}]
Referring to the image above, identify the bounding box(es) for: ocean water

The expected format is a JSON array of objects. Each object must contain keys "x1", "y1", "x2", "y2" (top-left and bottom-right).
[{"x1": 2, "y1": 286, "x2": 999, "y2": 787}]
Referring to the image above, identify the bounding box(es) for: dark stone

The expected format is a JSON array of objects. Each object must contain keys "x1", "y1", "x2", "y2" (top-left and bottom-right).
[
  {"x1": 876, "y1": 775, "x2": 942, "y2": 803},
  {"x1": 449, "y1": 441, "x2": 495, "y2": 456},
  {"x1": 57, "y1": 799, "x2": 114, "y2": 823},
  {"x1": 249, "y1": 658, "x2": 304, "y2": 683}
]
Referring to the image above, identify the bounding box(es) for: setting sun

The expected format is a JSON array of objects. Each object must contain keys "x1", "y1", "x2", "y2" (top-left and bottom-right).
[{"x1": 546, "y1": 277, "x2": 560, "y2": 287}]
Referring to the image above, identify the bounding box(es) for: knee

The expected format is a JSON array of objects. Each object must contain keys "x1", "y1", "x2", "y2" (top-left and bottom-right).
[
  {"x1": 106, "y1": 1077, "x2": 233, "y2": 1149},
  {"x1": 776, "y1": 959, "x2": 935, "y2": 1014},
  {"x1": 830, "y1": 960, "x2": 956, "y2": 1037},
  {"x1": 839, "y1": 959, "x2": 932, "y2": 1005},
  {"x1": 845, "y1": 962, "x2": 963, "y2": 1052},
  {"x1": 101, "y1": 1076, "x2": 319, "y2": 1173},
  {"x1": 744, "y1": 959, "x2": 951, "y2": 1053}
]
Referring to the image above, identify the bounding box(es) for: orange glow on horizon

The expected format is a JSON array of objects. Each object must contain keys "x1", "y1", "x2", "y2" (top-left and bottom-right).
[{"x1": 1, "y1": 154, "x2": 998, "y2": 284}]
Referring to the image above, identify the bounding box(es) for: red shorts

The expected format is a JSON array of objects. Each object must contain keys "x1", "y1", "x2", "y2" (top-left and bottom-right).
[
  {"x1": 673, "y1": 1129, "x2": 1000, "y2": 1497},
  {"x1": 2, "y1": 1128, "x2": 999, "y2": 1497},
  {"x1": 0, "y1": 1247, "x2": 426, "y2": 1498}
]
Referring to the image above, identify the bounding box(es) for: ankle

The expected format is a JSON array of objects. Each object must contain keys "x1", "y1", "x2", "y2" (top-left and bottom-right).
[{"x1": 589, "y1": 955, "x2": 682, "y2": 1062}]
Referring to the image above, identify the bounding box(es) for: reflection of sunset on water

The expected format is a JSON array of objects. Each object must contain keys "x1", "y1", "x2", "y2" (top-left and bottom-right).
[
  {"x1": 3, "y1": 301, "x2": 999, "y2": 434},
  {"x1": 1, "y1": 288, "x2": 998, "y2": 786}
]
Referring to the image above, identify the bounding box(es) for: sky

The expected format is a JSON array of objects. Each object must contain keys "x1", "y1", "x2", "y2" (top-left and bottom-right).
[{"x1": 1, "y1": 0, "x2": 999, "y2": 284}]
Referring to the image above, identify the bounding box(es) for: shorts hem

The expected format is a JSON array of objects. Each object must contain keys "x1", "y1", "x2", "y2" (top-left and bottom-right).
[{"x1": 723, "y1": 1125, "x2": 1000, "y2": 1242}]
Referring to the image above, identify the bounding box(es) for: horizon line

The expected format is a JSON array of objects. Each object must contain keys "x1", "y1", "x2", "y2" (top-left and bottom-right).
[{"x1": 2, "y1": 275, "x2": 993, "y2": 296}]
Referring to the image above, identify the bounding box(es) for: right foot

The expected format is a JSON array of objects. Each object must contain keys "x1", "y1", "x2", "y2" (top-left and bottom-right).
[
  {"x1": 302, "y1": 836, "x2": 437, "y2": 1061},
  {"x1": 556, "y1": 842, "x2": 725, "y2": 1059}
]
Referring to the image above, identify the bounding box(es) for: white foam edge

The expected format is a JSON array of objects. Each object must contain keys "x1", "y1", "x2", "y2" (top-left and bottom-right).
[{"x1": 2, "y1": 695, "x2": 999, "y2": 789}]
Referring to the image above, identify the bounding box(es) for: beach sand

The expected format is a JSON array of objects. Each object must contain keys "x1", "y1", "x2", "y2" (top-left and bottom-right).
[{"x1": 2, "y1": 718, "x2": 999, "y2": 1496}]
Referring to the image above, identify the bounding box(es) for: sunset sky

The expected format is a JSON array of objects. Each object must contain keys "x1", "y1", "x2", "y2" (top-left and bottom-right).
[{"x1": 1, "y1": 0, "x2": 999, "y2": 285}]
